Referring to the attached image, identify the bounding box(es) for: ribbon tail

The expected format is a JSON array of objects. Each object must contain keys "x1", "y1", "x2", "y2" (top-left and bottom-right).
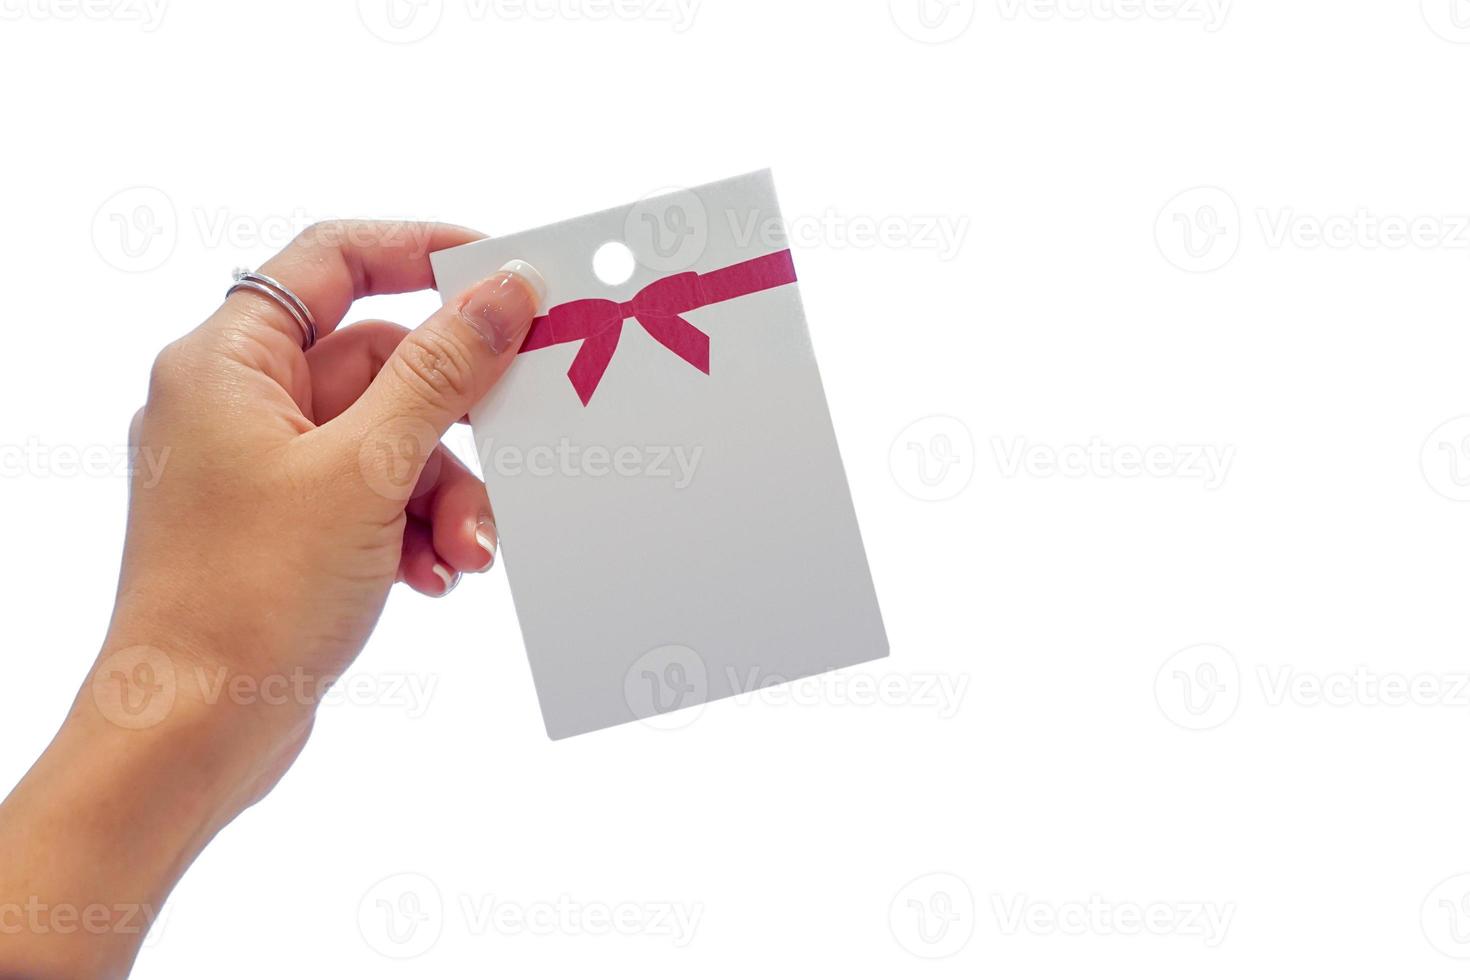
[
  {"x1": 567, "y1": 324, "x2": 623, "y2": 405},
  {"x1": 520, "y1": 314, "x2": 555, "y2": 352},
  {"x1": 638, "y1": 314, "x2": 710, "y2": 375}
]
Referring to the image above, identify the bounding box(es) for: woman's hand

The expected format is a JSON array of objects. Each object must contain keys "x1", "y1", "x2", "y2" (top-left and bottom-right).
[{"x1": 0, "y1": 221, "x2": 543, "y2": 979}]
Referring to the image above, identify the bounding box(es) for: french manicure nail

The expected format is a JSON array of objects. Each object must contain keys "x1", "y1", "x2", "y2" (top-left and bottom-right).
[
  {"x1": 474, "y1": 517, "x2": 498, "y2": 571},
  {"x1": 459, "y1": 260, "x2": 546, "y2": 353},
  {"x1": 432, "y1": 563, "x2": 461, "y2": 596}
]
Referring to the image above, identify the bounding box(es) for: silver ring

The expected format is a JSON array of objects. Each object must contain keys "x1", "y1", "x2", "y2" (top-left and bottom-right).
[{"x1": 227, "y1": 268, "x2": 318, "y2": 350}]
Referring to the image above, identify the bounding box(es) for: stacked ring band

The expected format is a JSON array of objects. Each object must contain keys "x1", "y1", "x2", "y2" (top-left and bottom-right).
[{"x1": 227, "y1": 268, "x2": 319, "y2": 350}]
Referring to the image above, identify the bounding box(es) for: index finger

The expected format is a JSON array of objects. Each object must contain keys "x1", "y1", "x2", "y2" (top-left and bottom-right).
[{"x1": 215, "y1": 220, "x2": 485, "y2": 348}]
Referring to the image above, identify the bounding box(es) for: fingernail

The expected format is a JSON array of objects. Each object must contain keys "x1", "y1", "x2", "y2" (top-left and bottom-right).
[
  {"x1": 474, "y1": 516, "x2": 498, "y2": 571},
  {"x1": 431, "y1": 563, "x2": 461, "y2": 596},
  {"x1": 459, "y1": 260, "x2": 546, "y2": 353}
]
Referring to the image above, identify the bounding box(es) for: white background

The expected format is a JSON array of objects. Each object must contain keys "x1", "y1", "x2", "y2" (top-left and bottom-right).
[{"x1": 3, "y1": 0, "x2": 1470, "y2": 975}]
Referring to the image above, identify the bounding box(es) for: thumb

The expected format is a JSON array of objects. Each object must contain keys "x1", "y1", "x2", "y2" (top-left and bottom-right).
[{"x1": 333, "y1": 259, "x2": 545, "y2": 493}]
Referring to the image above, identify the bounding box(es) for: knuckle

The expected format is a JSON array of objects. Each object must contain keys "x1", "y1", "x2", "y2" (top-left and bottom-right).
[
  {"x1": 392, "y1": 327, "x2": 479, "y2": 411},
  {"x1": 295, "y1": 220, "x2": 346, "y2": 250},
  {"x1": 148, "y1": 341, "x2": 194, "y2": 397}
]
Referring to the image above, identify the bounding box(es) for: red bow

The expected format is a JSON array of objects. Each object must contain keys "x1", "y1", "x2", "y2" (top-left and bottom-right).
[{"x1": 519, "y1": 249, "x2": 797, "y2": 405}]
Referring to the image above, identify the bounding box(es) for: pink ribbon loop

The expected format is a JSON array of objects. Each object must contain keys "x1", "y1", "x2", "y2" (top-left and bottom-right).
[{"x1": 519, "y1": 249, "x2": 797, "y2": 405}]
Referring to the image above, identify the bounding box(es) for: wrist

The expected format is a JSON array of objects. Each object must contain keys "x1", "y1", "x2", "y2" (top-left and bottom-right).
[
  {"x1": 83, "y1": 653, "x2": 292, "y2": 803},
  {"x1": 0, "y1": 645, "x2": 313, "y2": 978},
  {"x1": 83, "y1": 634, "x2": 319, "y2": 813}
]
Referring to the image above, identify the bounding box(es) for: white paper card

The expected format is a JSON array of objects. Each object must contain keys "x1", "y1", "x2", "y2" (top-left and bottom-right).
[{"x1": 431, "y1": 170, "x2": 886, "y2": 738}]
